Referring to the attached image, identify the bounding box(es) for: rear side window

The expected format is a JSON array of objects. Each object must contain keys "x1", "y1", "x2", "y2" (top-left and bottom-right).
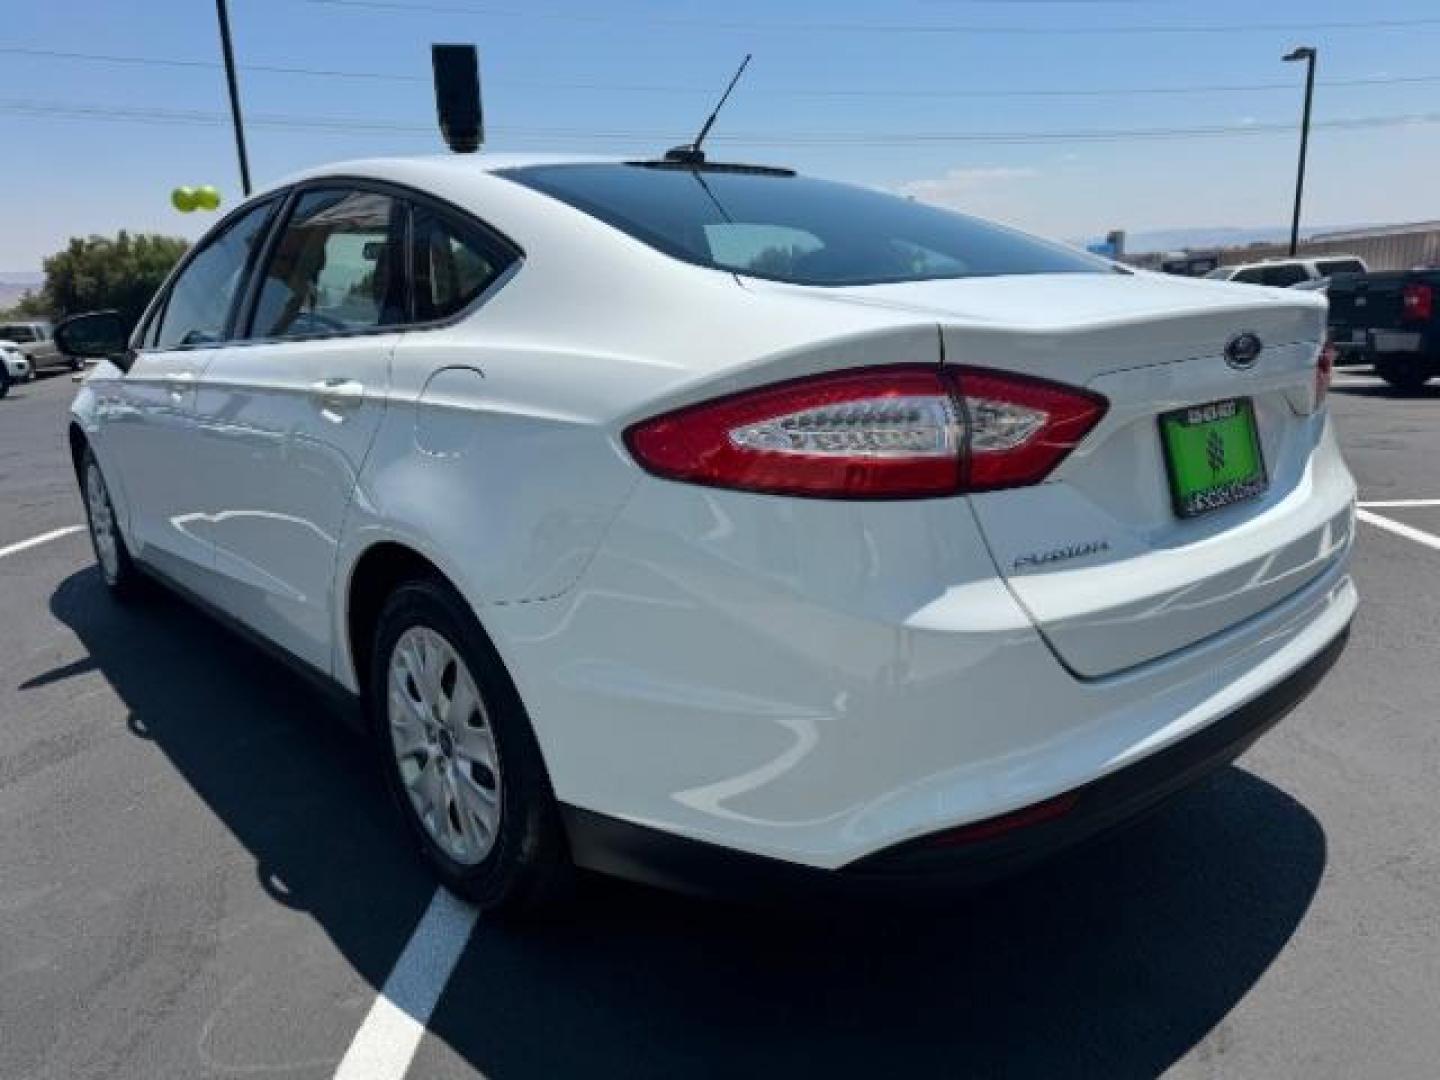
[
  {"x1": 154, "y1": 198, "x2": 276, "y2": 350},
  {"x1": 0, "y1": 324, "x2": 36, "y2": 342},
  {"x1": 1232, "y1": 264, "x2": 1308, "y2": 288},
  {"x1": 1260, "y1": 264, "x2": 1309, "y2": 287},
  {"x1": 249, "y1": 188, "x2": 406, "y2": 339},
  {"x1": 411, "y1": 204, "x2": 516, "y2": 322},
  {"x1": 500, "y1": 163, "x2": 1111, "y2": 287},
  {"x1": 1317, "y1": 259, "x2": 1364, "y2": 276}
]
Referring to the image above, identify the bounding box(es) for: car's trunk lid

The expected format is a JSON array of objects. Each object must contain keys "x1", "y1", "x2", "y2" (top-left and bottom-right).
[{"x1": 832, "y1": 272, "x2": 1349, "y2": 678}]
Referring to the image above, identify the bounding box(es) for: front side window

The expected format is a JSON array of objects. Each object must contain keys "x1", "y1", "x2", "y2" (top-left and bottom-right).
[
  {"x1": 500, "y1": 162, "x2": 1112, "y2": 287},
  {"x1": 249, "y1": 188, "x2": 405, "y2": 339},
  {"x1": 153, "y1": 199, "x2": 276, "y2": 350},
  {"x1": 411, "y1": 204, "x2": 515, "y2": 322}
]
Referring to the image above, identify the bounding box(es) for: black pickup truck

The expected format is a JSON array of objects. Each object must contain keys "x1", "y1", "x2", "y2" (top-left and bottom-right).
[{"x1": 1327, "y1": 271, "x2": 1440, "y2": 390}]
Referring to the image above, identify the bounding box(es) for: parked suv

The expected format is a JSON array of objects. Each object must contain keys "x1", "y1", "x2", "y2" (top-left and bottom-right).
[
  {"x1": 1206, "y1": 256, "x2": 1368, "y2": 288},
  {"x1": 0, "y1": 320, "x2": 80, "y2": 374},
  {"x1": 56, "y1": 156, "x2": 1355, "y2": 912}
]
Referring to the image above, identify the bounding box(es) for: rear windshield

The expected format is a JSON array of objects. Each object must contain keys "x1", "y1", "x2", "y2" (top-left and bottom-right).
[{"x1": 499, "y1": 163, "x2": 1112, "y2": 287}]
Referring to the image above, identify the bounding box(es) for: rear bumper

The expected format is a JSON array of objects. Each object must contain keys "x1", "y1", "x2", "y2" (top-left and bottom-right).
[{"x1": 563, "y1": 623, "x2": 1349, "y2": 901}]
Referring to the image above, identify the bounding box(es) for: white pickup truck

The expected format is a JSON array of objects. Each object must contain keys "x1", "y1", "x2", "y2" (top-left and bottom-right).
[{"x1": 0, "y1": 320, "x2": 80, "y2": 374}]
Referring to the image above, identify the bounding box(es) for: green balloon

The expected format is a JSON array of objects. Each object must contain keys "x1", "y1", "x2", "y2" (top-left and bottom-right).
[
  {"x1": 171, "y1": 186, "x2": 198, "y2": 213},
  {"x1": 196, "y1": 185, "x2": 222, "y2": 211}
]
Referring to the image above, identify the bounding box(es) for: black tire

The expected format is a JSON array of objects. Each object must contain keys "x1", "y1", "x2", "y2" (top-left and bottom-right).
[
  {"x1": 1375, "y1": 354, "x2": 1432, "y2": 392},
  {"x1": 0, "y1": 365, "x2": 9, "y2": 399},
  {"x1": 368, "y1": 575, "x2": 572, "y2": 915},
  {"x1": 69, "y1": 355, "x2": 85, "y2": 372},
  {"x1": 80, "y1": 447, "x2": 147, "y2": 601}
]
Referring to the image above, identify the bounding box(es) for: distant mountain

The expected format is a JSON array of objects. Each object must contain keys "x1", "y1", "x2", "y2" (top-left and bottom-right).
[
  {"x1": 0, "y1": 283, "x2": 41, "y2": 310},
  {"x1": 1115, "y1": 224, "x2": 1379, "y2": 255},
  {"x1": 0, "y1": 273, "x2": 43, "y2": 312}
]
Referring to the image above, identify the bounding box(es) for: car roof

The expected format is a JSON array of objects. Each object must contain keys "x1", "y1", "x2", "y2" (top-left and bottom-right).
[{"x1": 272, "y1": 153, "x2": 623, "y2": 191}]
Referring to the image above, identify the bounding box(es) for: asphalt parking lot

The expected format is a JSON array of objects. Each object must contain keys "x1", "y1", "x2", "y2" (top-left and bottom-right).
[{"x1": 2, "y1": 366, "x2": 1439, "y2": 1079}]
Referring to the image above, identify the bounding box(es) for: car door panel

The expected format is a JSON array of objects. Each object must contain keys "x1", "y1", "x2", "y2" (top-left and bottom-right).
[
  {"x1": 104, "y1": 349, "x2": 215, "y2": 593},
  {"x1": 97, "y1": 198, "x2": 280, "y2": 594},
  {"x1": 192, "y1": 336, "x2": 397, "y2": 671},
  {"x1": 188, "y1": 186, "x2": 405, "y2": 673}
]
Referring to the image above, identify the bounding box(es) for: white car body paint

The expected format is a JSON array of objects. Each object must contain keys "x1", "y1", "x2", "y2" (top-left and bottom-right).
[
  {"x1": 1, "y1": 342, "x2": 32, "y2": 381},
  {"x1": 71, "y1": 154, "x2": 1356, "y2": 873}
]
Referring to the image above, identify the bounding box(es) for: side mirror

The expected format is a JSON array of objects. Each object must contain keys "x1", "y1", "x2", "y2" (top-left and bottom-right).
[{"x1": 54, "y1": 310, "x2": 130, "y2": 368}]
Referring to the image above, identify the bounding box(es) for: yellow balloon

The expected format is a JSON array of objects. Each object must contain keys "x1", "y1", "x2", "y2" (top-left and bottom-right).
[
  {"x1": 171, "y1": 186, "x2": 198, "y2": 213},
  {"x1": 196, "y1": 186, "x2": 222, "y2": 211}
]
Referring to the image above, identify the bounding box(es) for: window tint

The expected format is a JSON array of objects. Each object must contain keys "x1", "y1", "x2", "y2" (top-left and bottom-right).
[
  {"x1": 1259, "y1": 264, "x2": 1309, "y2": 287},
  {"x1": 1317, "y1": 259, "x2": 1364, "y2": 276},
  {"x1": 0, "y1": 324, "x2": 37, "y2": 342},
  {"x1": 500, "y1": 163, "x2": 1111, "y2": 286},
  {"x1": 154, "y1": 199, "x2": 276, "y2": 350},
  {"x1": 250, "y1": 188, "x2": 405, "y2": 339},
  {"x1": 411, "y1": 205, "x2": 515, "y2": 322}
]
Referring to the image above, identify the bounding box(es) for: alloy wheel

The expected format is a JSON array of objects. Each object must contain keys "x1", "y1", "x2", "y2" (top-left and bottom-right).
[
  {"x1": 387, "y1": 625, "x2": 502, "y2": 866},
  {"x1": 86, "y1": 462, "x2": 120, "y2": 585}
]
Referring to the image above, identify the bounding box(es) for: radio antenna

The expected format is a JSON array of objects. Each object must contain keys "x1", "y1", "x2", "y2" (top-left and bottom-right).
[{"x1": 665, "y1": 54, "x2": 752, "y2": 165}]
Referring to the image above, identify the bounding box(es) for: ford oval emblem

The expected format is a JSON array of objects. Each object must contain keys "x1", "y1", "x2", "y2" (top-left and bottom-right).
[{"x1": 1225, "y1": 332, "x2": 1263, "y2": 370}]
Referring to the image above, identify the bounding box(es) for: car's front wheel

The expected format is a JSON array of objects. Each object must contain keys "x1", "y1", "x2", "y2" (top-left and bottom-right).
[
  {"x1": 369, "y1": 575, "x2": 571, "y2": 914},
  {"x1": 81, "y1": 448, "x2": 145, "y2": 599}
]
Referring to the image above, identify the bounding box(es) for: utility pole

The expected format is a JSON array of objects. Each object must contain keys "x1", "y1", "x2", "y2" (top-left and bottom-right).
[
  {"x1": 1283, "y1": 46, "x2": 1316, "y2": 257},
  {"x1": 215, "y1": 0, "x2": 252, "y2": 195}
]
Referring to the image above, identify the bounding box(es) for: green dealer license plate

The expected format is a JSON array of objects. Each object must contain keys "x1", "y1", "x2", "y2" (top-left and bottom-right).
[{"x1": 1159, "y1": 397, "x2": 1268, "y2": 518}]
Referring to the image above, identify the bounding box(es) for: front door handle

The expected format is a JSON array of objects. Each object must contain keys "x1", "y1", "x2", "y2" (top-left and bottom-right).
[
  {"x1": 164, "y1": 371, "x2": 196, "y2": 403},
  {"x1": 311, "y1": 378, "x2": 366, "y2": 411}
]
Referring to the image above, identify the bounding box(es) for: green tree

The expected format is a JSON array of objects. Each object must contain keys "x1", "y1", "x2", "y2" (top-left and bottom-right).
[{"x1": 35, "y1": 231, "x2": 190, "y2": 331}]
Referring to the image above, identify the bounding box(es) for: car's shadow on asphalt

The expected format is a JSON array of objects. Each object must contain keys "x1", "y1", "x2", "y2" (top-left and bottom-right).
[{"x1": 49, "y1": 566, "x2": 1328, "y2": 1080}]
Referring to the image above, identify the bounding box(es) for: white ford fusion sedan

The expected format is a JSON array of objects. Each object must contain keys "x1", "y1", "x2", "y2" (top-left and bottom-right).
[{"x1": 59, "y1": 154, "x2": 1356, "y2": 911}]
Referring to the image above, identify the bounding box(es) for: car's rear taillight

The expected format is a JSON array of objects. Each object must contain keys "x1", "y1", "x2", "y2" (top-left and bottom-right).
[
  {"x1": 1315, "y1": 335, "x2": 1336, "y2": 408},
  {"x1": 624, "y1": 365, "x2": 1107, "y2": 499},
  {"x1": 1403, "y1": 282, "x2": 1433, "y2": 322}
]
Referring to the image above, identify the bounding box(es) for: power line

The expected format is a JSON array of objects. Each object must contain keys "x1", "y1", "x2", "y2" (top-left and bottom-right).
[
  {"x1": 302, "y1": 0, "x2": 1440, "y2": 36},
  {"x1": 5, "y1": 98, "x2": 1439, "y2": 146},
  {"x1": 6, "y1": 46, "x2": 1440, "y2": 100}
]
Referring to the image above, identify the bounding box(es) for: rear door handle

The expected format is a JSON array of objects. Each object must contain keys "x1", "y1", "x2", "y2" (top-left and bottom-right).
[
  {"x1": 164, "y1": 371, "x2": 196, "y2": 403},
  {"x1": 311, "y1": 378, "x2": 366, "y2": 409}
]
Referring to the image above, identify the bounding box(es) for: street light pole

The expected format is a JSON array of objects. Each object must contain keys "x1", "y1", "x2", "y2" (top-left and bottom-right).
[
  {"x1": 1283, "y1": 46, "x2": 1316, "y2": 258},
  {"x1": 215, "y1": 0, "x2": 252, "y2": 196}
]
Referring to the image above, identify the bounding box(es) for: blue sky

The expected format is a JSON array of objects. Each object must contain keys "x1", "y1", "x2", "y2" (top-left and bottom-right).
[{"x1": 4, "y1": 0, "x2": 1440, "y2": 270}]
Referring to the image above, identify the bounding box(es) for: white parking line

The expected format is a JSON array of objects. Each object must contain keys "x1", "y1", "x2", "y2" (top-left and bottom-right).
[
  {"x1": 332, "y1": 887, "x2": 479, "y2": 1080},
  {"x1": 1356, "y1": 508, "x2": 1440, "y2": 553},
  {"x1": 1358, "y1": 499, "x2": 1440, "y2": 509},
  {"x1": 0, "y1": 525, "x2": 84, "y2": 560}
]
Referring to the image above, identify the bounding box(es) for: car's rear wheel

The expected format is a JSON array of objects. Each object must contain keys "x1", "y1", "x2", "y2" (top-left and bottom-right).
[
  {"x1": 81, "y1": 448, "x2": 145, "y2": 600},
  {"x1": 369, "y1": 575, "x2": 571, "y2": 914},
  {"x1": 1375, "y1": 354, "x2": 1432, "y2": 392}
]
